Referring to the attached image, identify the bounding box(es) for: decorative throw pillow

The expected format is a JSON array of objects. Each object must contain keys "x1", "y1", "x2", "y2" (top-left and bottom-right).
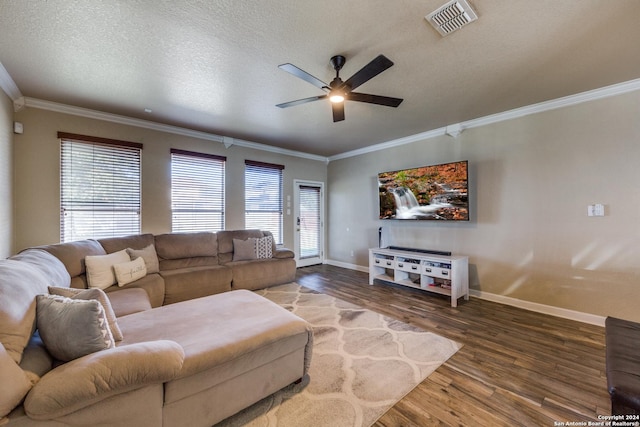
[
  {"x1": 48, "y1": 287, "x2": 123, "y2": 342},
  {"x1": 0, "y1": 342, "x2": 34, "y2": 418},
  {"x1": 126, "y1": 244, "x2": 159, "y2": 274},
  {"x1": 255, "y1": 235, "x2": 274, "y2": 259},
  {"x1": 113, "y1": 257, "x2": 147, "y2": 287},
  {"x1": 85, "y1": 250, "x2": 130, "y2": 290},
  {"x1": 35, "y1": 295, "x2": 114, "y2": 362},
  {"x1": 233, "y1": 238, "x2": 258, "y2": 261}
]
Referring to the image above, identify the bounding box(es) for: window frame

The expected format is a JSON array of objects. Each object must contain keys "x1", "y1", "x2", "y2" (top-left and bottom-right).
[
  {"x1": 59, "y1": 132, "x2": 142, "y2": 243},
  {"x1": 244, "y1": 160, "x2": 284, "y2": 244},
  {"x1": 170, "y1": 149, "x2": 226, "y2": 233}
]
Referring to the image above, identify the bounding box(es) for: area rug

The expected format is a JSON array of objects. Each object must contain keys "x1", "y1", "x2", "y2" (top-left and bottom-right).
[{"x1": 217, "y1": 282, "x2": 461, "y2": 427}]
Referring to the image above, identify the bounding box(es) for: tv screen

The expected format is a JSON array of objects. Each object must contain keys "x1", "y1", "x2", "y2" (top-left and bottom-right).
[{"x1": 378, "y1": 160, "x2": 469, "y2": 220}]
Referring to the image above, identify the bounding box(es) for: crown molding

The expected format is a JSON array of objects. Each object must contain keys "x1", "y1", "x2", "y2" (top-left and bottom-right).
[
  {"x1": 328, "y1": 78, "x2": 640, "y2": 162},
  {"x1": 462, "y1": 78, "x2": 640, "y2": 131},
  {"x1": 0, "y1": 61, "x2": 22, "y2": 102},
  {"x1": 11, "y1": 72, "x2": 640, "y2": 164},
  {"x1": 328, "y1": 127, "x2": 448, "y2": 162},
  {"x1": 21, "y1": 97, "x2": 329, "y2": 163}
]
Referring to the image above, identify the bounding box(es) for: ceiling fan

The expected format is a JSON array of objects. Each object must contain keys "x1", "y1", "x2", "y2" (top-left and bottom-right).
[{"x1": 276, "y1": 54, "x2": 403, "y2": 122}]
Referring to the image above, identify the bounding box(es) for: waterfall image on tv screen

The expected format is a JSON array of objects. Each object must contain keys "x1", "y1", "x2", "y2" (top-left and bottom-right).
[{"x1": 378, "y1": 160, "x2": 469, "y2": 221}]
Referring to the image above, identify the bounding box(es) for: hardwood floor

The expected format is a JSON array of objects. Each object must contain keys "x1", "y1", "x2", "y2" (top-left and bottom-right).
[{"x1": 295, "y1": 264, "x2": 610, "y2": 427}]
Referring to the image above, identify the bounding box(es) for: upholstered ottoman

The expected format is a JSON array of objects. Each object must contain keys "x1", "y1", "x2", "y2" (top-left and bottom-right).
[{"x1": 116, "y1": 290, "x2": 313, "y2": 427}]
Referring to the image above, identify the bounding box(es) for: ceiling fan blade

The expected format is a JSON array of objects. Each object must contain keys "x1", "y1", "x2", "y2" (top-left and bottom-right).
[
  {"x1": 276, "y1": 95, "x2": 327, "y2": 108},
  {"x1": 342, "y1": 55, "x2": 394, "y2": 92},
  {"x1": 278, "y1": 63, "x2": 329, "y2": 91},
  {"x1": 332, "y1": 102, "x2": 345, "y2": 122},
  {"x1": 348, "y1": 92, "x2": 403, "y2": 107}
]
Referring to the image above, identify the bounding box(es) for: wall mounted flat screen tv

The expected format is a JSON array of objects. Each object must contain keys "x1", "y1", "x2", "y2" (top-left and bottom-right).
[{"x1": 378, "y1": 160, "x2": 469, "y2": 221}]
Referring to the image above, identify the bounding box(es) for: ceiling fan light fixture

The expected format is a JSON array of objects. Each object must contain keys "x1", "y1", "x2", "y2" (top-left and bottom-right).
[
  {"x1": 276, "y1": 54, "x2": 403, "y2": 121},
  {"x1": 329, "y1": 92, "x2": 345, "y2": 103}
]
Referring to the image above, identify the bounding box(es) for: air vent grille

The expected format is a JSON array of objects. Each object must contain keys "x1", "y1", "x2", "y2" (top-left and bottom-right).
[{"x1": 426, "y1": 0, "x2": 478, "y2": 36}]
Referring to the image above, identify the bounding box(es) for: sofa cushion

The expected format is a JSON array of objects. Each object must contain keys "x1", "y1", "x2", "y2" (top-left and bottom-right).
[
  {"x1": 160, "y1": 266, "x2": 232, "y2": 305},
  {"x1": 126, "y1": 244, "x2": 159, "y2": 274},
  {"x1": 0, "y1": 342, "x2": 35, "y2": 418},
  {"x1": 85, "y1": 249, "x2": 130, "y2": 290},
  {"x1": 36, "y1": 295, "x2": 115, "y2": 362},
  {"x1": 19, "y1": 332, "x2": 53, "y2": 379},
  {"x1": 104, "y1": 273, "x2": 165, "y2": 309},
  {"x1": 35, "y1": 239, "x2": 106, "y2": 280},
  {"x1": 98, "y1": 233, "x2": 155, "y2": 255},
  {"x1": 12, "y1": 249, "x2": 71, "y2": 288},
  {"x1": 49, "y1": 286, "x2": 123, "y2": 341},
  {"x1": 158, "y1": 256, "x2": 221, "y2": 271},
  {"x1": 274, "y1": 248, "x2": 295, "y2": 259},
  {"x1": 232, "y1": 238, "x2": 258, "y2": 261},
  {"x1": 0, "y1": 259, "x2": 51, "y2": 363},
  {"x1": 155, "y1": 232, "x2": 217, "y2": 260},
  {"x1": 105, "y1": 288, "x2": 152, "y2": 317},
  {"x1": 228, "y1": 258, "x2": 297, "y2": 291},
  {"x1": 114, "y1": 257, "x2": 147, "y2": 286}
]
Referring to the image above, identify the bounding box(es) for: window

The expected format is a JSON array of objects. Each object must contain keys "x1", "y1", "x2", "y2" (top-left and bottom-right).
[
  {"x1": 171, "y1": 149, "x2": 226, "y2": 232},
  {"x1": 59, "y1": 132, "x2": 142, "y2": 242},
  {"x1": 245, "y1": 160, "x2": 283, "y2": 244}
]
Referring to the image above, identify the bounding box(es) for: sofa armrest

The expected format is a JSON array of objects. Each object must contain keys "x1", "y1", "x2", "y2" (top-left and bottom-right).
[
  {"x1": 274, "y1": 248, "x2": 295, "y2": 259},
  {"x1": 24, "y1": 340, "x2": 184, "y2": 420}
]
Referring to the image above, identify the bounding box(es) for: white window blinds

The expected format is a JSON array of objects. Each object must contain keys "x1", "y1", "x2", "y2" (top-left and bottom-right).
[
  {"x1": 59, "y1": 132, "x2": 142, "y2": 243},
  {"x1": 245, "y1": 160, "x2": 283, "y2": 244},
  {"x1": 171, "y1": 149, "x2": 226, "y2": 232}
]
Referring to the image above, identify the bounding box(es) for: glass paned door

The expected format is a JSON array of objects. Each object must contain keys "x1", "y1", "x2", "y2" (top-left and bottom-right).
[{"x1": 294, "y1": 180, "x2": 324, "y2": 267}]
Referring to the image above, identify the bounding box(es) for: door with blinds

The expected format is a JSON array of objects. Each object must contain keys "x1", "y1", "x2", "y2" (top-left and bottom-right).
[{"x1": 294, "y1": 180, "x2": 324, "y2": 267}]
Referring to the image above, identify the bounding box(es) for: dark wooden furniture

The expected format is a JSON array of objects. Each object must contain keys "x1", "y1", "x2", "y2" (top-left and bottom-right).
[{"x1": 606, "y1": 316, "x2": 640, "y2": 415}]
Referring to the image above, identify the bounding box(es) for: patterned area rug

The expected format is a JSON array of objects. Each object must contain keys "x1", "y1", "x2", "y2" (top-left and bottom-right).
[{"x1": 217, "y1": 283, "x2": 461, "y2": 427}]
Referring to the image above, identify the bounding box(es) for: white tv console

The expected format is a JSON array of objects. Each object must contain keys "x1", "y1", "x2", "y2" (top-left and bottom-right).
[{"x1": 369, "y1": 247, "x2": 469, "y2": 307}]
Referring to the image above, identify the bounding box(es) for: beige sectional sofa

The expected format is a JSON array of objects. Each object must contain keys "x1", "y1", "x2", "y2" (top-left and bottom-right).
[
  {"x1": 0, "y1": 230, "x2": 312, "y2": 426},
  {"x1": 37, "y1": 229, "x2": 297, "y2": 309}
]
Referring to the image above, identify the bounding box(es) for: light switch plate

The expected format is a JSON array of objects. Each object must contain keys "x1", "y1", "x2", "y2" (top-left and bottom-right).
[
  {"x1": 594, "y1": 204, "x2": 605, "y2": 216},
  {"x1": 587, "y1": 204, "x2": 605, "y2": 217}
]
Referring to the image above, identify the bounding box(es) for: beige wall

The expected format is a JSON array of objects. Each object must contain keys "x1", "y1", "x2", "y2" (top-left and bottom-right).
[
  {"x1": 9, "y1": 89, "x2": 640, "y2": 321},
  {"x1": 328, "y1": 90, "x2": 640, "y2": 322},
  {"x1": 0, "y1": 93, "x2": 12, "y2": 258},
  {"x1": 12, "y1": 108, "x2": 327, "y2": 253}
]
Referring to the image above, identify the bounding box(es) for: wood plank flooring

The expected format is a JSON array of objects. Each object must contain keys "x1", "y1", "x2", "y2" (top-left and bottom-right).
[{"x1": 295, "y1": 264, "x2": 610, "y2": 427}]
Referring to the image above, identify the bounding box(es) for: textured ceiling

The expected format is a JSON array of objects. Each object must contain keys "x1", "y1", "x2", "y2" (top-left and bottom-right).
[{"x1": 1, "y1": 0, "x2": 640, "y2": 157}]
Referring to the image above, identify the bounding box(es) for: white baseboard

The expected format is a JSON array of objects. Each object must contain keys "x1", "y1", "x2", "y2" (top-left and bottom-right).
[
  {"x1": 324, "y1": 259, "x2": 369, "y2": 273},
  {"x1": 470, "y1": 290, "x2": 605, "y2": 327},
  {"x1": 323, "y1": 259, "x2": 606, "y2": 327}
]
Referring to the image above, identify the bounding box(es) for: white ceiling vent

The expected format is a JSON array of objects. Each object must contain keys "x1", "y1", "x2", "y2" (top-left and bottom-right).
[{"x1": 426, "y1": 0, "x2": 478, "y2": 37}]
